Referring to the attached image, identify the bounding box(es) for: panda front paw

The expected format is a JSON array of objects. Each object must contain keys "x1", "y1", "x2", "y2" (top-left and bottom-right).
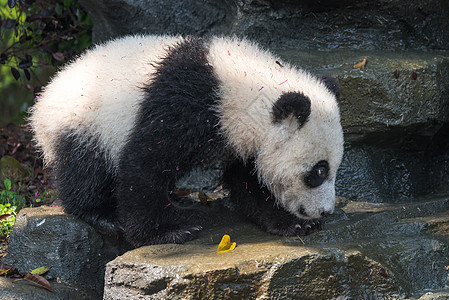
[
  {"x1": 154, "y1": 225, "x2": 203, "y2": 244},
  {"x1": 127, "y1": 224, "x2": 203, "y2": 247},
  {"x1": 264, "y1": 218, "x2": 322, "y2": 236}
]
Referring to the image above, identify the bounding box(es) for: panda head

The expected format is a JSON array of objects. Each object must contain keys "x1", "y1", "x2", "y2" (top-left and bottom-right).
[{"x1": 255, "y1": 78, "x2": 344, "y2": 219}]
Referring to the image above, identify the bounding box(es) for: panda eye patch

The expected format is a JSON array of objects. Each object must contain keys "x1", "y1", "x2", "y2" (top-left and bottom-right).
[{"x1": 304, "y1": 160, "x2": 329, "y2": 188}]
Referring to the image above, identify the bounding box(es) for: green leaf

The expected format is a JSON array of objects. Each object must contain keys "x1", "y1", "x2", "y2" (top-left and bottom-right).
[
  {"x1": 4, "y1": 179, "x2": 11, "y2": 191},
  {"x1": 30, "y1": 266, "x2": 51, "y2": 275}
]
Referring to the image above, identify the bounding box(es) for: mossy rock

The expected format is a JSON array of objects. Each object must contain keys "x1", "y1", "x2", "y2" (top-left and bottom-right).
[{"x1": 0, "y1": 155, "x2": 27, "y2": 184}]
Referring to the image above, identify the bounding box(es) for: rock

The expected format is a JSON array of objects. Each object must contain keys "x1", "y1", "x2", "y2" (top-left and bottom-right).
[
  {"x1": 1, "y1": 196, "x2": 448, "y2": 299},
  {"x1": 277, "y1": 51, "x2": 449, "y2": 140},
  {"x1": 418, "y1": 290, "x2": 449, "y2": 300},
  {"x1": 104, "y1": 196, "x2": 449, "y2": 299},
  {"x1": 78, "y1": 0, "x2": 449, "y2": 51},
  {"x1": 78, "y1": 0, "x2": 236, "y2": 43},
  {"x1": 275, "y1": 50, "x2": 449, "y2": 144},
  {"x1": 1, "y1": 206, "x2": 122, "y2": 299},
  {"x1": 336, "y1": 145, "x2": 449, "y2": 203},
  {"x1": 0, "y1": 155, "x2": 26, "y2": 184},
  {"x1": 105, "y1": 246, "x2": 403, "y2": 299},
  {"x1": 78, "y1": 0, "x2": 449, "y2": 201},
  {"x1": 0, "y1": 277, "x2": 89, "y2": 300}
]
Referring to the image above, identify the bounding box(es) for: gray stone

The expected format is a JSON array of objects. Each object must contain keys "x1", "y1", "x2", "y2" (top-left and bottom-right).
[
  {"x1": 79, "y1": 0, "x2": 449, "y2": 51},
  {"x1": 78, "y1": 0, "x2": 237, "y2": 43},
  {"x1": 104, "y1": 196, "x2": 449, "y2": 299},
  {"x1": 0, "y1": 277, "x2": 90, "y2": 300},
  {"x1": 1, "y1": 206, "x2": 121, "y2": 299},
  {"x1": 276, "y1": 50, "x2": 449, "y2": 140}
]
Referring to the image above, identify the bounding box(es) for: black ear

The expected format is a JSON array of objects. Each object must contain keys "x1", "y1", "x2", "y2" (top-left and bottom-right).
[
  {"x1": 321, "y1": 75, "x2": 340, "y2": 98},
  {"x1": 271, "y1": 92, "x2": 311, "y2": 130}
]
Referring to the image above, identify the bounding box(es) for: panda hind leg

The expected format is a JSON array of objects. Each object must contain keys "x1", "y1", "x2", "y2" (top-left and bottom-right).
[
  {"x1": 115, "y1": 173, "x2": 203, "y2": 247},
  {"x1": 53, "y1": 130, "x2": 121, "y2": 236},
  {"x1": 224, "y1": 160, "x2": 322, "y2": 236}
]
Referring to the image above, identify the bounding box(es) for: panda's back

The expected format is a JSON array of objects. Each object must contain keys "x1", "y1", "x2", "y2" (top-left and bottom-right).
[{"x1": 30, "y1": 35, "x2": 183, "y2": 167}]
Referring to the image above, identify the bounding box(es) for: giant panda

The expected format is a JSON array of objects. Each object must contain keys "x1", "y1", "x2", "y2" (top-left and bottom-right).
[{"x1": 29, "y1": 35, "x2": 344, "y2": 247}]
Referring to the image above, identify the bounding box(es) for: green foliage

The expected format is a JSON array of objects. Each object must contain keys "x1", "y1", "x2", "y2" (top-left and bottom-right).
[
  {"x1": 0, "y1": 203, "x2": 16, "y2": 237},
  {"x1": 0, "y1": 178, "x2": 25, "y2": 237},
  {"x1": 1, "y1": 178, "x2": 26, "y2": 210},
  {"x1": 0, "y1": 0, "x2": 92, "y2": 125},
  {"x1": 0, "y1": 0, "x2": 92, "y2": 78}
]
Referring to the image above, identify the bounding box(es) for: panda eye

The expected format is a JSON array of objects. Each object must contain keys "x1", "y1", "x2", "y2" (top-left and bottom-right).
[
  {"x1": 316, "y1": 166, "x2": 327, "y2": 178},
  {"x1": 304, "y1": 160, "x2": 329, "y2": 188}
]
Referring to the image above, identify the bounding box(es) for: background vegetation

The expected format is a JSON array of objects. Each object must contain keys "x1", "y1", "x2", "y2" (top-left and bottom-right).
[
  {"x1": 0, "y1": 0, "x2": 92, "y2": 239},
  {"x1": 0, "y1": 0, "x2": 92, "y2": 126}
]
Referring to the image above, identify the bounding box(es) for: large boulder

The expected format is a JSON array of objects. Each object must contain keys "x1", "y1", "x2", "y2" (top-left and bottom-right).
[{"x1": 1, "y1": 206, "x2": 122, "y2": 299}]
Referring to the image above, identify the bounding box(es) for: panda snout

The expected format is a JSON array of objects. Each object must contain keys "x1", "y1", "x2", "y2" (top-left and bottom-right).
[
  {"x1": 297, "y1": 205, "x2": 333, "y2": 218},
  {"x1": 320, "y1": 209, "x2": 332, "y2": 217}
]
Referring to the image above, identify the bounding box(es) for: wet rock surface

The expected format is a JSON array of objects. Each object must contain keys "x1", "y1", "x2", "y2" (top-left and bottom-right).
[
  {"x1": 104, "y1": 196, "x2": 449, "y2": 299},
  {"x1": 2, "y1": 198, "x2": 448, "y2": 299}
]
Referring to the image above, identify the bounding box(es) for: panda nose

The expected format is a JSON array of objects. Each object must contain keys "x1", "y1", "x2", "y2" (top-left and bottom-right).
[
  {"x1": 320, "y1": 208, "x2": 334, "y2": 217},
  {"x1": 320, "y1": 210, "x2": 331, "y2": 217}
]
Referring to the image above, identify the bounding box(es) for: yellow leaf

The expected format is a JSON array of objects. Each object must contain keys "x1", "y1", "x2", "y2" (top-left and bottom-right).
[
  {"x1": 30, "y1": 266, "x2": 50, "y2": 276},
  {"x1": 353, "y1": 57, "x2": 367, "y2": 70},
  {"x1": 217, "y1": 234, "x2": 236, "y2": 253}
]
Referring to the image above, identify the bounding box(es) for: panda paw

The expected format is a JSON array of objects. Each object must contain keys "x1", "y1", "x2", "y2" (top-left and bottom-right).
[
  {"x1": 129, "y1": 225, "x2": 203, "y2": 247},
  {"x1": 81, "y1": 213, "x2": 123, "y2": 236},
  {"x1": 264, "y1": 218, "x2": 322, "y2": 237},
  {"x1": 155, "y1": 225, "x2": 203, "y2": 244}
]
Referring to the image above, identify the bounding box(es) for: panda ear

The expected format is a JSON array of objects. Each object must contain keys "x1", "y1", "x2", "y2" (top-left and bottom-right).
[
  {"x1": 321, "y1": 75, "x2": 340, "y2": 98},
  {"x1": 271, "y1": 92, "x2": 311, "y2": 130}
]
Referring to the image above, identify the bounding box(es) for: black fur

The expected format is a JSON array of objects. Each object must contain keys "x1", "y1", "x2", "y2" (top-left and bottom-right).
[
  {"x1": 304, "y1": 160, "x2": 329, "y2": 188},
  {"x1": 321, "y1": 75, "x2": 340, "y2": 98},
  {"x1": 54, "y1": 130, "x2": 119, "y2": 235},
  {"x1": 224, "y1": 160, "x2": 322, "y2": 236},
  {"x1": 271, "y1": 92, "x2": 311, "y2": 130},
  {"x1": 115, "y1": 37, "x2": 224, "y2": 247}
]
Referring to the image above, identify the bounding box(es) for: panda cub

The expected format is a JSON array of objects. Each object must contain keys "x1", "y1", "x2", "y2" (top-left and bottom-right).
[{"x1": 30, "y1": 35, "x2": 344, "y2": 247}]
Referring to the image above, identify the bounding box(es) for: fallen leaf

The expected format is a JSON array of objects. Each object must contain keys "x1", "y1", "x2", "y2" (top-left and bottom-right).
[
  {"x1": 217, "y1": 234, "x2": 236, "y2": 253},
  {"x1": 353, "y1": 57, "x2": 367, "y2": 70},
  {"x1": 173, "y1": 190, "x2": 190, "y2": 197},
  {"x1": 198, "y1": 192, "x2": 208, "y2": 205},
  {"x1": 52, "y1": 52, "x2": 65, "y2": 61},
  {"x1": 23, "y1": 273, "x2": 53, "y2": 292},
  {"x1": 393, "y1": 69, "x2": 400, "y2": 78},
  {"x1": 379, "y1": 268, "x2": 388, "y2": 278},
  {"x1": 30, "y1": 266, "x2": 51, "y2": 276},
  {"x1": 0, "y1": 214, "x2": 13, "y2": 221},
  {"x1": 0, "y1": 264, "x2": 14, "y2": 276}
]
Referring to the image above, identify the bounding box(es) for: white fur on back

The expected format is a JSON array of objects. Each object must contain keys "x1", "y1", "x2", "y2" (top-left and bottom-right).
[{"x1": 29, "y1": 35, "x2": 182, "y2": 169}]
